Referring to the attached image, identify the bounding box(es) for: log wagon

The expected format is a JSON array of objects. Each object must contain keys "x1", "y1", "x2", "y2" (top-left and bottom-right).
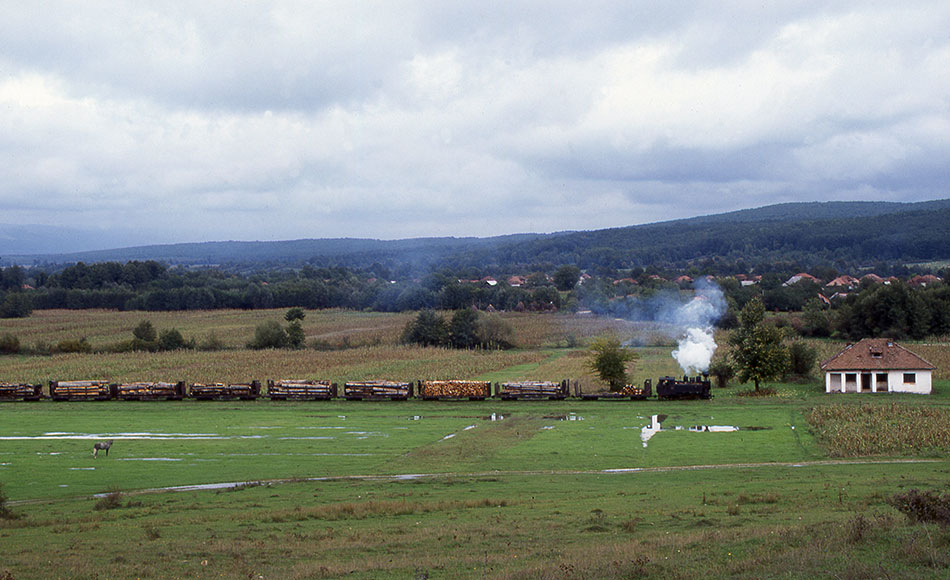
[
  {"x1": 267, "y1": 379, "x2": 337, "y2": 400},
  {"x1": 49, "y1": 380, "x2": 113, "y2": 401},
  {"x1": 498, "y1": 380, "x2": 570, "y2": 400},
  {"x1": 0, "y1": 383, "x2": 44, "y2": 401},
  {"x1": 417, "y1": 380, "x2": 492, "y2": 400},
  {"x1": 581, "y1": 379, "x2": 652, "y2": 400},
  {"x1": 188, "y1": 381, "x2": 261, "y2": 401},
  {"x1": 114, "y1": 381, "x2": 186, "y2": 401},
  {"x1": 343, "y1": 380, "x2": 412, "y2": 401}
]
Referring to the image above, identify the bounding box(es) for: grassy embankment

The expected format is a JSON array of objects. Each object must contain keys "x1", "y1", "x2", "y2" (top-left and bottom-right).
[{"x1": 0, "y1": 309, "x2": 948, "y2": 578}]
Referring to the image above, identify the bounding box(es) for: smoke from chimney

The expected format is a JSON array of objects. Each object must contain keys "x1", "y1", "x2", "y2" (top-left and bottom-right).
[{"x1": 671, "y1": 280, "x2": 725, "y2": 374}]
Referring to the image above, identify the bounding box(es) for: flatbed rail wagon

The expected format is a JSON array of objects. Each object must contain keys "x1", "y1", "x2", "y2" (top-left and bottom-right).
[
  {"x1": 499, "y1": 380, "x2": 570, "y2": 400},
  {"x1": 267, "y1": 379, "x2": 337, "y2": 400},
  {"x1": 115, "y1": 381, "x2": 186, "y2": 401},
  {"x1": 344, "y1": 380, "x2": 412, "y2": 400},
  {"x1": 0, "y1": 383, "x2": 43, "y2": 401},
  {"x1": 418, "y1": 380, "x2": 492, "y2": 400},
  {"x1": 49, "y1": 380, "x2": 113, "y2": 401},
  {"x1": 189, "y1": 381, "x2": 261, "y2": 400},
  {"x1": 582, "y1": 379, "x2": 652, "y2": 400}
]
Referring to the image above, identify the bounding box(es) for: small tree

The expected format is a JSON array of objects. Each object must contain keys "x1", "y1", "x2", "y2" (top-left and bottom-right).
[
  {"x1": 400, "y1": 310, "x2": 448, "y2": 347},
  {"x1": 553, "y1": 265, "x2": 581, "y2": 291},
  {"x1": 476, "y1": 315, "x2": 516, "y2": 350},
  {"x1": 787, "y1": 341, "x2": 818, "y2": 378},
  {"x1": 448, "y1": 308, "x2": 480, "y2": 349},
  {"x1": 133, "y1": 320, "x2": 157, "y2": 342},
  {"x1": 587, "y1": 336, "x2": 638, "y2": 391},
  {"x1": 0, "y1": 292, "x2": 32, "y2": 318},
  {"x1": 708, "y1": 357, "x2": 735, "y2": 388},
  {"x1": 728, "y1": 297, "x2": 789, "y2": 391},
  {"x1": 286, "y1": 320, "x2": 306, "y2": 349},
  {"x1": 285, "y1": 307, "x2": 306, "y2": 322}
]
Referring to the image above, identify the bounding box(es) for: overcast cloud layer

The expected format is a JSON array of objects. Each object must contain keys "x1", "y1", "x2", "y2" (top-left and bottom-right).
[{"x1": 2, "y1": 1, "x2": 948, "y2": 245}]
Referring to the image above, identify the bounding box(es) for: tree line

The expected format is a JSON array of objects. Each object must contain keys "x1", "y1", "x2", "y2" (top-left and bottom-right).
[{"x1": 2, "y1": 261, "x2": 948, "y2": 342}]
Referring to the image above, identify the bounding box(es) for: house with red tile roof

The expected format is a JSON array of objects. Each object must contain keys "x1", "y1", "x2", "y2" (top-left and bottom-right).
[{"x1": 820, "y1": 338, "x2": 935, "y2": 394}]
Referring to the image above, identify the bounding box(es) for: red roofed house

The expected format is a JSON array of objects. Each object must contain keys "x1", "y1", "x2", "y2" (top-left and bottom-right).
[
  {"x1": 826, "y1": 275, "x2": 858, "y2": 289},
  {"x1": 820, "y1": 338, "x2": 935, "y2": 394}
]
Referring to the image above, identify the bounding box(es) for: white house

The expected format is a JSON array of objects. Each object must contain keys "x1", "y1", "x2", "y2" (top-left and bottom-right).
[{"x1": 820, "y1": 338, "x2": 935, "y2": 394}]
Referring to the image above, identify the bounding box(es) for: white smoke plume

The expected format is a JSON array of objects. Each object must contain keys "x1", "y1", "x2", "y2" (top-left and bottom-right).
[{"x1": 671, "y1": 280, "x2": 726, "y2": 374}]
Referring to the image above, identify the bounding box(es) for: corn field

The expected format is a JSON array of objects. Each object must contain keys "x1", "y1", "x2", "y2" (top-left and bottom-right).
[{"x1": 805, "y1": 402, "x2": 950, "y2": 457}]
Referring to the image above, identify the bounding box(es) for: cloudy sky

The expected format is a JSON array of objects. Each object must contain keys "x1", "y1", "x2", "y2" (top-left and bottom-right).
[{"x1": 2, "y1": 1, "x2": 948, "y2": 247}]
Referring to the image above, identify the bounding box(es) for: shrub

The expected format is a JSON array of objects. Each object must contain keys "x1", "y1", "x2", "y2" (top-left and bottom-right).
[
  {"x1": 0, "y1": 483, "x2": 19, "y2": 520},
  {"x1": 157, "y1": 328, "x2": 187, "y2": 351},
  {"x1": 0, "y1": 333, "x2": 20, "y2": 355},
  {"x1": 248, "y1": 320, "x2": 289, "y2": 349},
  {"x1": 55, "y1": 338, "x2": 92, "y2": 354},
  {"x1": 887, "y1": 489, "x2": 950, "y2": 526},
  {"x1": 199, "y1": 331, "x2": 225, "y2": 351},
  {"x1": 94, "y1": 488, "x2": 124, "y2": 511}
]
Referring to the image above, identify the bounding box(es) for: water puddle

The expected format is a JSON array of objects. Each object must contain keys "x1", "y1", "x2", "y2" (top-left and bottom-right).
[
  {"x1": 543, "y1": 413, "x2": 584, "y2": 421},
  {"x1": 4, "y1": 432, "x2": 263, "y2": 441},
  {"x1": 640, "y1": 415, "x2": 740, "y2": 448},
  {"x1": 116, "y1": 457, "x2": 183, "y2": 462}
]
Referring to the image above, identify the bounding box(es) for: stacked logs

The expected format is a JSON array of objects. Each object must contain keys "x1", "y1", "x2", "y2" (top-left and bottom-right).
[
  {"x1": 267, "y1": 379, "x2": 337, "y2": 400},
  {"x1": 189, "y1": 381, "x2": 261, "y2": 400},
  {"x1": 344, "y1": 380, "x2": 412, "y2": 400},
  {"x1": 418, "y1": 380, "x2": 491, "y2": 400},
  {"x1": 0, "y1": 383, "x2": 43, "y2": 401},
  {"x1": 499, "y1": 380, "x2": 569, "y2": 400},
  {"x1": 49, "y1": 380, "x2": 113, "y2": 401},
  {"x1": 115, "y1": 381, "x2": 186, "y2": 401}
]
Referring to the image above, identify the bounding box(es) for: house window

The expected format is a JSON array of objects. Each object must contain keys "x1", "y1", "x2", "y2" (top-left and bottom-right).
[
  {"x1": 876, "y1": 373, "x2": 888, "y2": 392},
  {"x1": 903, "y1": 373, "x2": 916, "y2": 384}
]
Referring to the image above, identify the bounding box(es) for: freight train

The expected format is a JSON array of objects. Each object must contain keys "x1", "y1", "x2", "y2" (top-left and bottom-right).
[{"x1": 0, "y1": 375, "x2": 711, "y2": 402}]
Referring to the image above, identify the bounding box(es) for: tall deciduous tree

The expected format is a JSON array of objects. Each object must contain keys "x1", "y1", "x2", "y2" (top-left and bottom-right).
[
  {"x1": 586, "y1": 336, "x2": 638, "y2": 392},
  {"x1": 728, "y1": 297, "x2": 789, "y2": 391}
]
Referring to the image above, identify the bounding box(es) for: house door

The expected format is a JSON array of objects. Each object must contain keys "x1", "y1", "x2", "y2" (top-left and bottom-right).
[{"x1": 861, "y1": 373, "x2": 872, "y2": 392}]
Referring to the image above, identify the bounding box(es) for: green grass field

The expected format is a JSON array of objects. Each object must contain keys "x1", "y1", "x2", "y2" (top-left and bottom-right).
[{"x1": 1, "y1": 309, "x2": 948, "y2": 579}]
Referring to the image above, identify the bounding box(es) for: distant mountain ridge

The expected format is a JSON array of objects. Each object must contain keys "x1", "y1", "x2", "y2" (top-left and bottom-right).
[{"x1": 3, "y1": 199, "x2": 948, "y2": 271}]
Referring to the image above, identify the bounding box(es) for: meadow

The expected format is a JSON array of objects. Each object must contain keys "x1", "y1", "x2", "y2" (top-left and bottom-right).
[{"x1": 1, "y1": 309, "x2": 948, "y2": 579}]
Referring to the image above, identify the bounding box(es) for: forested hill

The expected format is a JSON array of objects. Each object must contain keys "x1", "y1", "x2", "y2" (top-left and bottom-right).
[
  {"x1": 452, "y1": 199, "x2": 950, "y2": 271},
  {"x1": 4, "y1": 199, "x2": 949, "y2": 272}
]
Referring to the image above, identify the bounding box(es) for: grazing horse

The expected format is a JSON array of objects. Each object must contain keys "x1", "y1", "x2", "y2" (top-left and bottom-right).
[{"x1": 92, "y1": 440, "x2": 113, "y2": 458}]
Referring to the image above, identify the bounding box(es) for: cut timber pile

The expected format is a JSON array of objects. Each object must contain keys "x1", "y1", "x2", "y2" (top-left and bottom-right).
[
  {"x1": 344, "y1": 380, "x2": 412, "y2": 400},
  {"x1": 418, "y1": 380, "x2": 491, "y2": 400},
  {"x1": 0, "y1": 383, "x2": 43, "y2": 401},
  {"x1": 499, "y1": 381, "x2": 568, "y2": 400},
  {"x1": 268, "y1": 379, "x2": 337, "y2": 400},
  {"x1": 116, "y1": 381, "x2": 185, "y2": 400},
  {"x1": 189, "y1": 381, "x2": 261, "y2": 400},
  {"x1": 50, "y1": 380, "x2": 112, "y2": 401}
]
